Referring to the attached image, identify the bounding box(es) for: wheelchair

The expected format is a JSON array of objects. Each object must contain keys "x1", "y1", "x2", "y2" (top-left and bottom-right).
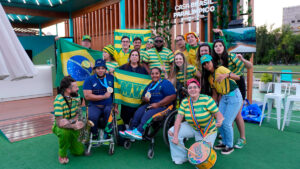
[
  {"x1": 85, "y1": 109, "x2": 118, "y2": 155},
  {"x1": 123, "y1": 105, "x2": 177, "y2": 159}
]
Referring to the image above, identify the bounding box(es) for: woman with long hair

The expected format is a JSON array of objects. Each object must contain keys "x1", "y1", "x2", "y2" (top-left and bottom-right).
[
  {"x1": 168, "y1": 52, "x2": 201, "y2": 104},
  {"x1": 200, "y1": 54, "x2": 243, "y2": 155},
  {"x1": 212, "y1": 39, "x2": 253, "y2": 149}
]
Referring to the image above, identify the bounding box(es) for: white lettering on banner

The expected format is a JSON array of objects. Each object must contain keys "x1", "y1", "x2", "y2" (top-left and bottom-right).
[{"x1": 174, "y1": 0, "x2": 216, "y2": 21}]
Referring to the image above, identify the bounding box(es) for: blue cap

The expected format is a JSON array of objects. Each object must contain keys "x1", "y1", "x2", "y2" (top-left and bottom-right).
[
  {"x1": 94, "y1": 59, "x2": 107, "y2": 69},
  {"x1": 200, "y1": 54, "x2": 213, "y2": 64}
]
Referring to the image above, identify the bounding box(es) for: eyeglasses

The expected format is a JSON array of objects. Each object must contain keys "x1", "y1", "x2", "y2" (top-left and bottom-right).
[
  {"x1": 188, "y1": 86, "x2": 199, "y2": 90},
  {"x1": 122, "y1": 41, "x2": 130, "y2": 43},
  {"x1": 155, "y1": 40, "x2": 163, "y2": 43}
]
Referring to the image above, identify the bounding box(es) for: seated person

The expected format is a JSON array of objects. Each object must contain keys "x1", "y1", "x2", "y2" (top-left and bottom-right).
[
  {"x1": 168, "y1": 79, "x2": 224, "y2": 164},
  {"x1": 83, "y1": 59, "x2": 114, "y2": 139},
  {"x1": 52, "y1": 76, "x2": 85, "y2": 164},
  {"x1": 119, "y1": 67, "x2": 176, "y2": 140}
]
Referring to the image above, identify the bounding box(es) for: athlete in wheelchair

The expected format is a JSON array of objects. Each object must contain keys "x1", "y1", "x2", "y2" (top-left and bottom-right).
[
  {"x1": 119, "y1": 67, "x2": 176, "y2": 158},
  {"x1": 83, "y1": 59, "x2": 118, "y2": 155}
]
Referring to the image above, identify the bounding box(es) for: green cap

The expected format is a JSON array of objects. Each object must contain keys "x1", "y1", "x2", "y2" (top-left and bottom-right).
[
  {"x1": 200, "y1": 54, "x2": 213, "y2": 64},
  {"x1": 82, "y1": 35, "x2": 92, "y2": 41}
]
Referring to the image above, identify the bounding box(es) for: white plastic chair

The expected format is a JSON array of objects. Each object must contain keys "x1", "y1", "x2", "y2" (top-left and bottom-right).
[
  {"x1": 259, "y1": 83, "x2": 288, "y2": 130},
  {"x1": 281, "y1": 84, "x2": 300, "y2": 131}
]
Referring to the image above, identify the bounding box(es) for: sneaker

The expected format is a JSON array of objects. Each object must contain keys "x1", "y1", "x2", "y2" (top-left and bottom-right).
[
  {"x1": 174, "y1": 159, "x2": 187, "y2": 165},
  {"x1": 119, "y1": 131, "x2": 127, "y2": 138},
  {"x1": 234, "y1": 138, "x2": 246, "y2": 149},
  {"x1": 221, "y1": 146, "x2": 234, "y2": 155},
  {"x1": 125, "y1": 128, "x2": 142, "y2": 140},
  {"x1": 214, "y1": 143, "x2": 226, "y2": 150}
]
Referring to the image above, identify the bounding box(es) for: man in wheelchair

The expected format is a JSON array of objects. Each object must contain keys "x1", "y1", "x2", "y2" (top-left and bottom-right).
[
  {"x1": 83, "y1": 59, "x2": 114, "y2": 142},
  {"x1": 119, "y1": 67, "x2": 176, "y2": 140}
]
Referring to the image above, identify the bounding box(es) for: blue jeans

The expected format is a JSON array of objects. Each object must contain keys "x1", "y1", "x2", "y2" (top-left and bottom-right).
[
  {"x1": 88, "y1": 104, "x2": 112, "y2": 135},
  {"x1": 168, "y1": 122, "x2": 217, "y2": 163},
  {"x1": 218, "y1": 88, "x2": 243, "y2": 148}
]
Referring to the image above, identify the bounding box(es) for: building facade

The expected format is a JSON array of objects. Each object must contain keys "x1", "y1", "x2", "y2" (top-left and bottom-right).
[{"x1": 283, "y1": 5, "x2": 300, "y2": 34}]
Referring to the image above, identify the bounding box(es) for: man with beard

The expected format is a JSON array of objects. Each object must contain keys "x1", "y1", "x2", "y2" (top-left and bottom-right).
[
  {"x1": 142, "y1": 36, "x2": 174, "y2": 77},
  {"x1": 83, "y1": 59, "x2": 114, "y2": 140},
  {"x1": 52, "y1": 76, "x2": 85, "y2": 164},
  {"x1": 133, "y1": 37, "x2": 142, "y2": 51}
]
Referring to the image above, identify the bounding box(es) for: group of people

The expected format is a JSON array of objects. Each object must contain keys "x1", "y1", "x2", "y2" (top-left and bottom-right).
[{"x1": 52, "y1": 30, "x2": 253, "y2": 165}]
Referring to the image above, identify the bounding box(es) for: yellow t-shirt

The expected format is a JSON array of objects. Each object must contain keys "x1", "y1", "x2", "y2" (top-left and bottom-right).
[
  {"x1": 174, "y1": 49, "x2": 189, "y2": 59},
  {"x1": 113, "y1": 49, "x2": 131, "y2": 66},
  {"x1": 208, "y1": 66, "x2": 238, "y2": 95}
]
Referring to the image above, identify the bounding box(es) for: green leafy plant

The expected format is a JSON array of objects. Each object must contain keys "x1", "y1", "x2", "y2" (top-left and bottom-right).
[
  {"x1": 260, "y1": 73, "x2": 272, "y2": 83},
  {"x1": 146, "y1": 0, "x2": 173, "y2": 49}
]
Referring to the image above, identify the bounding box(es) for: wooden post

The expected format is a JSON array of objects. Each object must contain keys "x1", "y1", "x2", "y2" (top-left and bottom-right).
[{"x1": 247, "y1": 53, "x2": 254, "y2": 103}]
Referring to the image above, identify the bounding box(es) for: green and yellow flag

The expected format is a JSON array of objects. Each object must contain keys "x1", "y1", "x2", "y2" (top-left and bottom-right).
[
  {"x1": 114, "y1": 29, "x2": 152, "y2": 52},
  {"x1": 114, "y1": 69, "x2": 151, "y2": 107},
  {"x1": 55, "y1": 38, "x2": 102, "y2": 96}
]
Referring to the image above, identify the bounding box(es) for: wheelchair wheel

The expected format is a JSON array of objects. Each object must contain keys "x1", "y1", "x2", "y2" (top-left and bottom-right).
[
  {"x1": 162, "y1": 110, "x2": 178, "y2": 147},
  {"x1": 147, "y1": 149, "x2": 154, "y2": 159},
  {"x1": 124, "y1": 140, "x2": 131, "y2": 149},
  {"x1": 108, "y1": 143, "x2": 115, "y2": 155}
]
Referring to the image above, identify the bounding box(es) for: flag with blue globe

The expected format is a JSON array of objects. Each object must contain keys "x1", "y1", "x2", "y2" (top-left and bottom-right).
[{"x1": 55, "y1": 38, "x2": 102, "y2": 97}]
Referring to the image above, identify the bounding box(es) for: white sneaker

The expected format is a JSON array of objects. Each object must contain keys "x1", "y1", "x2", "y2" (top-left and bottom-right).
[{"x1": 174, "y1": 160, "x2": 187, "y2": 165}]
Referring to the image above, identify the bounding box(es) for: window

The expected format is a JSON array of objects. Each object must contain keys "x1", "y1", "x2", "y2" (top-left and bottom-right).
[
  {"x1": 291, "y1": 20, "x2": 295, "y2": 23},
  {"x1": 298, "y1": 20, "x2": 300, "y2": 23}
]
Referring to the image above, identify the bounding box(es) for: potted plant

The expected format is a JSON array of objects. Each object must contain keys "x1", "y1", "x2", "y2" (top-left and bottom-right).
[{"x1": 259, "y1": 73, "x2": 272, "y2": 92}]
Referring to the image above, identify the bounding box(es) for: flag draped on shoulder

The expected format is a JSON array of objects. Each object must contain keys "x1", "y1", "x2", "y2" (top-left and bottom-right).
[
  {"x1": 114, "y1": 29, "x2": 152, "y2": 52},
  {"x1": 55, "y1": 38, "x2": 102, "y2": 96},
  {"x1": 113, "y1": 69, "x2": 151, "y2": 107}
]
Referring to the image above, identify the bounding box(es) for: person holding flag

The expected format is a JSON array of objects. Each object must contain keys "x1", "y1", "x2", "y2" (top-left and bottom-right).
[
  {"x1": 83, "y1": 59, "x2": 114, "y2": 139},
  {"x1": 168, "y1": 78, "x2": 223, "y2": 164},
  {"x1": 119, "y1": 67, "x2": 176, "y2": 140}
]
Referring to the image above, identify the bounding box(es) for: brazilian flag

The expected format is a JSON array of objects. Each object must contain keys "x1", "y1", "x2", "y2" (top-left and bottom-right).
[
  {"x1": 55, "y1": 38, "x2": 102, "y2": 96},
  {"x1": 114, "y1": 69, "x2": 151, "y2": 107},
  {"x1": 114, "y1": 29, "x2": 152, "y2": 52}
]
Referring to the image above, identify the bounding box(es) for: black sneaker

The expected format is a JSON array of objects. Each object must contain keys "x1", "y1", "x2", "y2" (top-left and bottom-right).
[
  {"x1": 214, "y1": 143, "x2": 226, "y2": 150},
  {"x1": 221, "y1": 146, "x2": 234, "y2": 155}
]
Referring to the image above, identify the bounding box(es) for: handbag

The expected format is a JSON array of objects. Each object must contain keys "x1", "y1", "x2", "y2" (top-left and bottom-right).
[{"x1": 241, "y1": 99, "x2": 264, "y2": 123}]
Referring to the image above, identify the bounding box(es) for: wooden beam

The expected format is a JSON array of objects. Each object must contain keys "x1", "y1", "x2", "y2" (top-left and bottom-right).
[
  {"x1": 72, "y1": 0, "x2": 119, "y2": 18},
  {"x1": 11, "y1": 23, "x2": 39, "y2": 28},
  {"x1": 2, "y1": 6, "x2": 68, "y2": 18},
  {"x1": 247, "y1": 53, "x2": 254, "y2": 103}
]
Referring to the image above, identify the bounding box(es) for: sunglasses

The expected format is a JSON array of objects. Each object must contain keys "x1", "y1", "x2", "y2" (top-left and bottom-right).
[
  {"x1": 147, "y1": 41, "x2": 154, "y2": 44},
  {"x1": 155, "y1": 40, "x2": 163, "y2": 43}
]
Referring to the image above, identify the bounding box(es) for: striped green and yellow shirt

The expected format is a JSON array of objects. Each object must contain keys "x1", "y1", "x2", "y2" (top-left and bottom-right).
[
  {"x1": 208, "y1": 66, "x2": 238, "y2": 95},
  {"x1": 53, "y1": 94, "x2": 80, "y2": 120},
  {"x1": 141, "y1": 47, "x2": 174, "y2": 76},
  {"x1": 176, "y1": 65, "x2": 197, "y2": 83},
  {"x1": 178, "y1": 95, "x2": 219, "y2": 133},
  {"x1": 228, "y1": 53, "x2": 245, "y2": 76},
  {"x1": 113, "y1": 49, "x2": 131, "y2": 66},
  {"x1": 106, "y1": 61, "x2": 119, "y2": 71}
]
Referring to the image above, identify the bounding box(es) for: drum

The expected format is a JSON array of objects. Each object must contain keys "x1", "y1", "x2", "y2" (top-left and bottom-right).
[{"x1": 188, "y1": 141, "x2": 217, "y2": 169}]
